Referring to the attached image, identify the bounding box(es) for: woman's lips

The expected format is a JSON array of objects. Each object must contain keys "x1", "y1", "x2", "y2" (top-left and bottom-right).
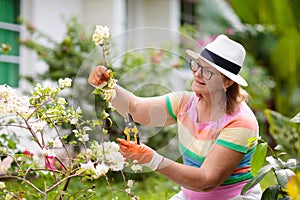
[{"x1": 194, "y1": 79, "x2": 206, "y2": 85}]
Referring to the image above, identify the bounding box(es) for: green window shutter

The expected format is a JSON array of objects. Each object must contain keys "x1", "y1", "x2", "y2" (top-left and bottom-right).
[{"x1": 0, "y1": 0, "x2": 20, "y2": 87}]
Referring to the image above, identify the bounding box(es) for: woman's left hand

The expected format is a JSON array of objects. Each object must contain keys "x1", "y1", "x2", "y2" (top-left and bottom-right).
[{"x1": 116, "y1": 138, "x2": 164, "y2": 170}]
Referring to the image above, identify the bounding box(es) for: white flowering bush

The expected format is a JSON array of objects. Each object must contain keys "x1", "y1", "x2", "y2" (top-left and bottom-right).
[
  {"x1": 91, "y1": 25, "x2": 117, "y2": 101},
  {"x1": 0, "y1": 25, "x2": 140, "y2": 200},
  {"x1": 0, "y1": 80, "x2": 139, "y2": 199}
]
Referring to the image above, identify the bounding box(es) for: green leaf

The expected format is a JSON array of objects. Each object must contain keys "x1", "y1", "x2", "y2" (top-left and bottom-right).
[
  {"x1": 197, "y1": 0, "x2": 243, "y2": 34},
  {"x1": 231, "y1": 0, "x2": 260, "y2": 24},
  {"x1": 82, "y1": 126, "x2": 92, "y2": 132},
  {"x1": 291, "y1": 112, "x2": 300, "y2": 123},
  {"x1": 265, "y1": 109, "x2": 299, "y2": 158},
  {"x1": 7, "y1": 139, "x2": 17, "y2": 149},
  {"x1": 261, "y1": 185, "x2": 280, "y2": 200},
  {"x1": 251, "y1": 142, "x2": 268, "y2": 176},
  {"x1": 92, "y1": 89, "x2": 102, "y2": 95},
  {"x1": 275, "y1": 169, "x2": 295, "y2": 188},
  {"x1": 241, "y1": 164, "x2": 274, "y2": 194},
  {"x1": 270, "y1": 0, "x2": 296, "y2": 32}
]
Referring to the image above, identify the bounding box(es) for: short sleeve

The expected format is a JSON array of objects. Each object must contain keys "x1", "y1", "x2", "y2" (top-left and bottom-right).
[
  {"x1": 165, "y1": 92, "x2": 185, "y2": 121},
  {"x1": 216, "y1": 115, "x2": 259, "y2": 153}
]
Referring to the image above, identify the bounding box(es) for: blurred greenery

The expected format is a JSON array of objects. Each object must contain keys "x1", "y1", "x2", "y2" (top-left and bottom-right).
[
  {"x1": 230, "y1": 0, "x2": 300, "y2": 117},
  {"x1": 14, "y1": 0, "x2": 300, "y2": 198},
  {"x1": 18, "y1": 16, "x2": 183, "y2": 199},
  {"x1": 243, "y1": 110, "x2": 300, "y2": 199},
  {"x1": 197, "y1": 0, "x2": 300, "y2": 115},
  {"x1": 3, "y1": 172, "x2": 179, "y2": 200},
  {"x1": 19, "y1": 16, "x2": 94, "y2": 83},
  {"x1": 265, "y1": 109, "x2": 300, "y2": 160}
]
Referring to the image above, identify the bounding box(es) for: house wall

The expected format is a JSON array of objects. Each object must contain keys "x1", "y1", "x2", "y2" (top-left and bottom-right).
[
  {"x1": 18, "y1": 0, "x2": 181, "y2": 89},
  {"x1": 126, "y1": 0, "x2": 180, "y2": 48}
]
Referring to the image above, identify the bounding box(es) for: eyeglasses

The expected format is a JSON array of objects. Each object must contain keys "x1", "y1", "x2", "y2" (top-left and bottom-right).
[{"x1": 189, "y1": 59, "x2": 216, "y2": 80}]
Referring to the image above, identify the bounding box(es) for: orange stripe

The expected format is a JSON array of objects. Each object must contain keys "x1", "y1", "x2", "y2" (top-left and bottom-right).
[
  {"x1": 233, "y1": 166, "x2": 251, "y2": 174},
  {"x1": 224, "y1": 116, "x2": 258, "y2": 132}
]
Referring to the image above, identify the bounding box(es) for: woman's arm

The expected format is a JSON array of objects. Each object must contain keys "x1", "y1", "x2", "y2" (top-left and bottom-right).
[
  {"x1": 112, "y1": 85, "x2": 176, "y2": 127},
  {"x1": 157, "y1": 144, "x2": 244, "y2": 192},
  {"x1": 88, "y1": 66, "x2": 176, "y2": 127},
  {"x1": 118, "y1": 137, "x2": 244, "y2": 192}
]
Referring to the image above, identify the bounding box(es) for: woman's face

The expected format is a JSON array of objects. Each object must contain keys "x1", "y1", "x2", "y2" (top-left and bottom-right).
[{"x1": 191, "y1": 59, "x2": 226, "y2": 97}]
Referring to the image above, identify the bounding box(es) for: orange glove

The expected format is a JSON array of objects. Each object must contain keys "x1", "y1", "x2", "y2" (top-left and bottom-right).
[
  {"x1": 88, "y1": 66, "x2": 110, "y2": 88},
  {"x1": 116, "y1": 138, "x2": 164, "y2": 170}
]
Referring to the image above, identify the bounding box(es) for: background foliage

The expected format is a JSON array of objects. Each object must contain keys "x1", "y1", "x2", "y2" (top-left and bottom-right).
[{"x1": 6, "y1": 0, "x2": 300, "y2": 198}]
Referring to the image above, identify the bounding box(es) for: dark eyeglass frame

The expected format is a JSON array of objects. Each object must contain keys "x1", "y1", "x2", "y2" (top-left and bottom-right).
[{"x1": 189, "y1": 59, "x2": 216, "y2": 80}]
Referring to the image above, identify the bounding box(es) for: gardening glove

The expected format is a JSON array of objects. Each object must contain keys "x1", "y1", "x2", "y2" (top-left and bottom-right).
[
  {"x1": 116, "y1": 138, "x2": 164, "y2": 171},
  {"x1": 88, "y1": 65, "x2": 110, "y2": 88}
]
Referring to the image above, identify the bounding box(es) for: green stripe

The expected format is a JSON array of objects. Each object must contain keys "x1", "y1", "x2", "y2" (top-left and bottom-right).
[
  {"x1": 222, "y1": 172, "x2": 253, "y2": 185},
  {"x1": 216, "y1": 139, "x2": 248, "y2": 153},
  {"x1": 179, "y1": 143, "x2": 205, "y2": 163},
  {"x1": 165, "y1": 96, "x2": 177, "y2": 121},
  {"x1": 247, "y1": 146, "x2": 256, "y2": 154}
]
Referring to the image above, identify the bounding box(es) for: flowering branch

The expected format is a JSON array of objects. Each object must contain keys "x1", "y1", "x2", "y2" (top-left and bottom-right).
[
  {"x1": 0, "y1": 78, "x2": 131, "y2": 198},
  {"x1": 0, "y1": 25, "x2": 139, "y2": 200}
]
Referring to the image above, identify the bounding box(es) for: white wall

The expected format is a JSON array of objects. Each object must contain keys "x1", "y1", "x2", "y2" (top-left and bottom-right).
[
  {"x1": 126, "y1": 0, "x2": 180, "y2": 49},
  {"x1": 20, "y1": 0, "x2": 85, "y2": 83},
  {"x1": 19, "y1": 0, "x2": 180, "y2": 89},
  {"x1": 19, "y1": 0, "x2": 127, "y2": 89}
]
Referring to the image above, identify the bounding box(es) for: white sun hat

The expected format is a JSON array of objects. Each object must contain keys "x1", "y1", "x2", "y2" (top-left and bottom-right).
[{"x1": 186, "y1": 34, "x2": 248, "y2": 86}]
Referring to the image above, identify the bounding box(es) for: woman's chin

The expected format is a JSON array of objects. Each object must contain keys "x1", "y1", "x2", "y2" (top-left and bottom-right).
[{"x1": 192, "y1": 83, "x2": 206, "y2": 94}]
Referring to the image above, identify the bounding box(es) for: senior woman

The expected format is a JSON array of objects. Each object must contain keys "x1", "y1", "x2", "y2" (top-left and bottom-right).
[{"x1": 88, "y1": 34, "x2": 262, "y2": 200}]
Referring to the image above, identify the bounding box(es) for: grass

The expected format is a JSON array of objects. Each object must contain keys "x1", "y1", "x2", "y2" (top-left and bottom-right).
[
  {"x1": 2, "y1": 171, "x2": 180, "y2": 200},
  {"x1": 1, "y1": 168, "x2": 278, "y2": 199}
]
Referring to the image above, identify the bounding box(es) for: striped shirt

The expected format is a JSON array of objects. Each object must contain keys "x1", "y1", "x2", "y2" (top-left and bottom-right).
[{"x1": 165, "y1": 92, "x2": 259, "y2": 198}]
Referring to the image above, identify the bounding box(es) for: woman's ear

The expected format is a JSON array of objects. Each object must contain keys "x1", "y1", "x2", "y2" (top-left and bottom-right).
[{"x1": 224, "y1": 79, "x2": 234, "y2": 90}]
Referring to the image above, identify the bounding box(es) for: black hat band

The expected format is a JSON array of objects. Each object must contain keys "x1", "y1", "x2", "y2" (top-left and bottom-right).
[{"x1": 200, "y1": 48, "x2": 241, "y2": 75}]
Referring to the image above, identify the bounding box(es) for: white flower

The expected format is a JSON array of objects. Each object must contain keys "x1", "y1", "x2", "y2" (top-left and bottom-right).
[
  {"x1": 42, "y1": 148, "x2": 56, "y2": 157},
  {"x1": 94, "y1": 163, "x2": 109, "y2": 178},
  {"x1": 127, "y1": 180, "x2": 134, "y2": 188},
  {"x1": 125, "y1": 188, "x2": 131, "y2": 194},
  {"x1": 0, "y1": 85, "x2": 31, "y2": 117},
  {"x1": 92, "y1": 25, "x2": 110, "y2": 46},
  {"x1": 52, "y1": 137, "x2": 63, "y2": 148},
  {"x1": 107, "y1": 152, "x2": 125, "y2": 171},
  {"x1": 81, "y1": 134, "x2": 89, "y2": 142},
  {"x1": 103, "y1": 141, "x2": 120, "y2": 152},
  {"x1": 57, "y1": 97, "x2": 66, "y2": 105},
  {"x1": 70, "y1": 117, "x2": 78, "y2": 125},
  {"x1": 91, "y1": 141, "x2": 125, "y2": 171},
  {"x1": 5, "y1": 193, "x2": 13, "y2": 200},
  {"x1": 101, "y1": 79, "x2": 117, "y2": 100},
  {"x1": 0, "y1": 181, "x2": 5, "y2": 189},
  {"x1": 131, "y1": 163, "x2": 143, "y2": 172},
  {"x1": 85, "y1": 148, "x2": 93, "y2": 156},
  {"x1": 58, "y1": 78, "x2": 72, "y2": 88},
  {"x1": 31, "y1": 120, "x2": 47, "y2": 132},
  {"x1": 80, "y1": 160, "x2": 95, "y2": 171}
]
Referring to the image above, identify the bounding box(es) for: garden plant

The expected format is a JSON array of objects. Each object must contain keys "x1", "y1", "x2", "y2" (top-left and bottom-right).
[{"x1": 1, "y1": 0, "x2": 300, "y2": 198}]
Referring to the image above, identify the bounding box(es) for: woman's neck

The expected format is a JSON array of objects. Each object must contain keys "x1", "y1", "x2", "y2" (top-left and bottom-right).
[{"x1": 196, "y1": 93, "x2": 227, "y2": 122}]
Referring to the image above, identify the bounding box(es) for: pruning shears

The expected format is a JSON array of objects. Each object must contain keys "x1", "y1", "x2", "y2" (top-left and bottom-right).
[{"x1": 123, "y1": 113, "x2": 140, "y2": 144}]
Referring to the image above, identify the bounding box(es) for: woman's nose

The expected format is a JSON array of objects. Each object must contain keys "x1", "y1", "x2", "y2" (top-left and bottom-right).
[{"x1": 194, "y1": 68, "x2": 203, "y2": 78}]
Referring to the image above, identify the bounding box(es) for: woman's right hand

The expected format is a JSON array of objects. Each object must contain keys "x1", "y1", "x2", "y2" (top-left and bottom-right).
[{"x1": 88, "y1": 66, "x2": 110, "y2": 88}]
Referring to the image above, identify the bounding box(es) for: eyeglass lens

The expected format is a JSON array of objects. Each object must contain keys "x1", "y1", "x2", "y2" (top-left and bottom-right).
[{"x1": 190, "y1": 60, "x2": 214, "y2": 80}]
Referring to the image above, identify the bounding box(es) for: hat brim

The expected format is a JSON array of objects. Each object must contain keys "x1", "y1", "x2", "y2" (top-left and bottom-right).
[{"x1": 186, "y1": 49, "x2": 248, "y2": 87}]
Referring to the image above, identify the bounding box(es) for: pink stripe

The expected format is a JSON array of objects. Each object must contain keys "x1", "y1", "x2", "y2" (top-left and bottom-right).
[{"x1": 182, "y1": 180, "x2": 248, "y2": 200}]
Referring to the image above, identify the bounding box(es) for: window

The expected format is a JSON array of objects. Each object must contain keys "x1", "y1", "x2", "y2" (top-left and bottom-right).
[
  {"x1": 0, "y1": 0, "x2": 20, "y2": 87},
  {"x1": 180, "y1": 0, "x2": 198, "y2": 26}
]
